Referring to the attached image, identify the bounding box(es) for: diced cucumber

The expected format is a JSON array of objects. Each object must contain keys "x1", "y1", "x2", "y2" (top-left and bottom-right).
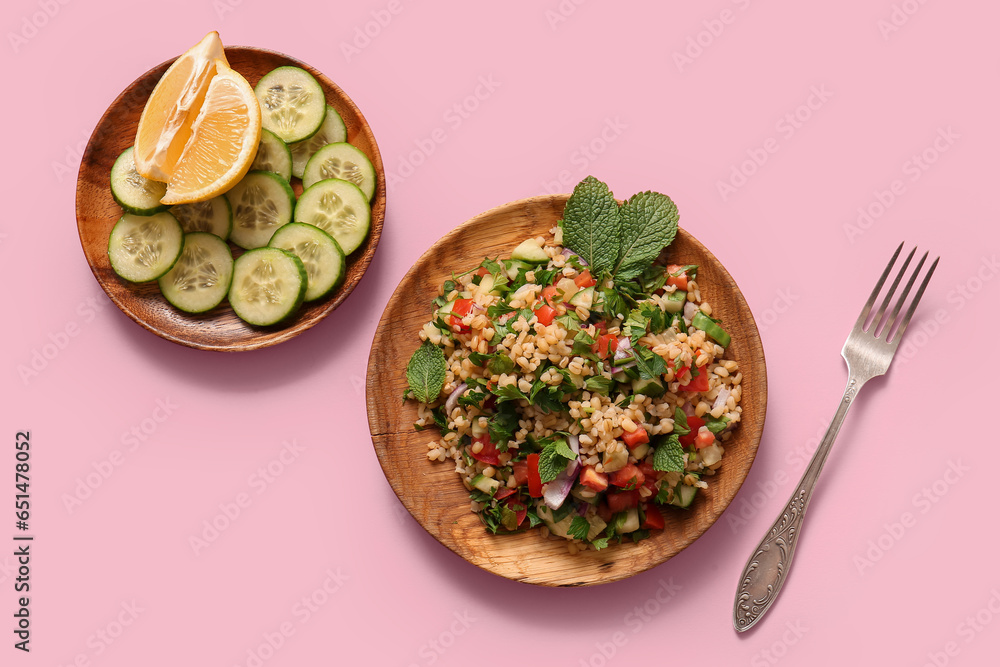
[
  {"x1": 670, "y1": 483, "x2": 698, "y2": 508},
  {"x1": 157, "y1": 232, "x2": 234, "y2": 313},
  {"x1": 502, "y1": 258, "x2": 532, "y2": 280},
  {"x1": 536, "y1": 504, "x2": 575, "y2": 538},
  {"x1": 586, "y1": 514, "x2": 608, "y2": 541},
  {"x1": 250, "y1": 128, "x2": 293, "y2": 181},
  {"x1": 107, "y1": 212, "x2": 183, "y2": 283},
  {"x1": 664, "y1": 289, "x2": 687, "y2": 313},
  {"x1": 302, "y1": 142, "x2": 377, "y2": 201},
  {"x1": 471, "y1": 474, "x2": 500, "y2": 495},
  {"x1": 227, "y1": 171, "x2": 295, "y2": 250},
  {"x1": 619, "y1": 507, "x2": 641, "y2": 533},
  {"x1": 568, "y1": 286, "x2": 594, "y2": 309},
  {"x1": 228, "y1": 248, "x2": 307, "y2": 326},
  {"x1": 268, "y1": 222, "x2": 345, "y2": 301},
  {"x1": 110, "y1": 147, "x2": 167, "y2": 215},
  {"x1": 290, "y1": 105, "x2": 347, "y2": 179},
  {"x1": 692, "y1": 311, "x2": 731, "y2": 348},
  {"x1": 631, "y1": 376, "x2": 666, "y2": 398},
  {"x1": 510, "y1": 238, "x2": 549, "y2": 264},
  {"x1": 171, "y1": 196, "x2": 232, "y2": 240},
  {"x1": 254, "y1": 66, "x2": 326, "y2": 143},
  {"x1": 602, "y1": 446, "x2": 628, "y2": 473},
  {"x1": 630, "y1": 442, "x2": 651, "y2": 460},
  {"x1": 294, "y1": 178, "x2": 370, "y2": 255},
  {"x1": 436, "y1": 298, "x2": 457, "y2": 319}
]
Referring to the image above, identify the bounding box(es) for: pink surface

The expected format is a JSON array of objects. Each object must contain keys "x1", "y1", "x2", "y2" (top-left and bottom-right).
[{"x1": 2, "y1": 1, "x2": 998, "y2": 665}]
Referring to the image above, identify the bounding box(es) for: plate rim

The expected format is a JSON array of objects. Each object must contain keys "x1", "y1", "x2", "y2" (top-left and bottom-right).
[
  {"x1": 367, "y1": 193, "x2": 768, "y2": 586},
  {"x1": 75, "y1": 45, "x2": 385, "y2": 352}
]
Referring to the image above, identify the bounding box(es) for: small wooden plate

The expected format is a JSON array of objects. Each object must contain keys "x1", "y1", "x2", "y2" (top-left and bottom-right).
[
  {"x1": 75, "y1": 47, "x2": 385, "y2": 351},
  {"x1": 367, "y1": 195, "x2": 767, "y2": 586}
]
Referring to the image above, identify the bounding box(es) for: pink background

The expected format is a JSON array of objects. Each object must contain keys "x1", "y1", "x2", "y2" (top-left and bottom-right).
[{"x1": 3, "y1": 1, "x2": 999, "y2": 665}]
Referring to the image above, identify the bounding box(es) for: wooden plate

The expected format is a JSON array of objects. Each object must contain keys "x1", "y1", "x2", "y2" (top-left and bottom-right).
[
  {"x1": 367, "y1": 195, "x2": 767, "y2": 586},
  {"x1": 75, "y1": 46, "x2": 385, "y2": 351}
]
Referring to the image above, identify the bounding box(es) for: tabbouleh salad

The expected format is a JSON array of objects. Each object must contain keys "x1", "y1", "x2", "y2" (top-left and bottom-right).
[{"x1": 405, "y1": 177, "x2": 743, "y2": 552}]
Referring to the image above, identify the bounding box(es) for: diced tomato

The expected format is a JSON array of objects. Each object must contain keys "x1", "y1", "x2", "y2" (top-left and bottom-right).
[
  {"x1": 609, "y1": 464, "x2": 645, "y2": 489},
  {"x1": 451, "y1": 298, "x2": 474, "y2": 317},
  {"x1": 494, "y1": 487, "x2": 516, "y2": 501},
  {"x1": 504, "y1": 495, "x2": 528, "y2": 528},
  {"x1": 526, "y1": 453, "x2": 543, "y2": 498},
  {"x1": 475, "y1": 266, "x2": 490, "y2": 278},
  {"x1": 622, "y1": 427, "x2": 650, "y2": 449},
  {"x1": 579, "y1": 466, "x2": 608, "y2": 491},
  {"x1": 574, "y1": 270, "x2": 596, "y2": 288},
  {"x1": 679, "y1": 365, "x2": 709, "y2": 392},
  {"x1": 596, "y1": 500, "x2": 614, "y2": 523},
  {"x1": 679, "y1": 415, "x2": 705, "y2": 447},
  {"x1": 606, "y1": 489, "x2": 640, "y2": 512},
  {"x1": 534, "y1": 304, "x2": 557, "y2": 326},
  {"x1": 694, "y1": 429, "x2": 716, "y2": 449},
  {"x1": 666, "y1": 264, "x2": 689, "y2": 290},
  {"x1": 449, "y1": 298, "x2": 475, "y2": 333},
  {"x1": 592, "y1": 333, "x2": 619, "y2": 359},
  {"x1": 469, "y1": 434, "x2": 501, "y2": 465},
  {"x1": 638, "y1": 460, "x2": 656, "y2": 479},
  {"x1": 512, "y1": 461, "x2": 529, "y2": 486},
  {"x1": 674, "y1": 364, "x2": 690, "y2": 383},
  {"x1": 641, "y1": 504, "x2": 665, "y2": 530},
  {"x1": 540, "y1": 285, "x2": 559, "y2": 307}
]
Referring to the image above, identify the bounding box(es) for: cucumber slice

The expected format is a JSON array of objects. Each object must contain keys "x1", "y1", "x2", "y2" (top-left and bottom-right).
[
  {"x1": 470, "y1": 474, "x2": 500, "y2": 495},
  {"x1": 229, "y1": 248, "x2": 307, "y2": 326},
  {"x1": 226, "y1": 171, "x2": 296, "y2": 250},
  {"x1": 568, "y1": 287, "x2": 594, "y2": 309},
  {"x1": 670, "y1": 483, "x2": 698, "y2": 508},
  {"x1": 250, "y1": 128, "x2": 293, "y2": 181},
  {"x1": 108, "y1": 212, "x2": 183, "y2": 283},
  {"x1": 631, "y1": 376, "x2": 666, "y2": 398},
  {"x1": 157, "y1": 233, "x2": 234, "y2": 313},
  {"x1": 294, "y1": 178, "x2": 370, "y2": 255},
  {"x1": 664, "y1": 289, "x2": 686, "y2": 313},
  {"x1": 268, "y1": 222, "x2": 345, "y2": 301},
  {"x1": 289, "y1": 105, "x2": 347, "y2": 179},
  {"x1": 110, "y1": 147, "x2": 167, "y2": 215},
  {"x1": 254, "y1": 66, "x2": 326, "y2": 143},
  {"x1": 170, "y1": 196, "x2": 232, "y2": 240},
  {"x1": 302, "y1": 143, "x2": 377, "y2": 201},
  {"x1": 692, "y1": 311, "x2": 731, "y2": 348},
  {"x1": 502, "y1": 258, "x2": 532, "y2": 280},
  {"x1": 510, "y1": 238, "x2": 549, "y2": 264}
]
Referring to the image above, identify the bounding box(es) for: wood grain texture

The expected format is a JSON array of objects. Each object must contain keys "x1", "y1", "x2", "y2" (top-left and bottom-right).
[
  {"x1": 75, "y1": 46, "x2": 385, "y2": 351},
  {"x1": 367, "y1": 195, "x2": 767, "y2": 586}
]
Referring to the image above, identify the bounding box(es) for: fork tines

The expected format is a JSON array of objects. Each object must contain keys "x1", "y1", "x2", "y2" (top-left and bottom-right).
[{"x1": 855, "y1": 242, "x2": 939, "y2": 344}]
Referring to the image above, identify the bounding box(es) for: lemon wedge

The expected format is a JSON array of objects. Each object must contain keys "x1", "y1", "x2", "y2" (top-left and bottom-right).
[{"x1": 133, "y1": 32, "x2": 262, "y2": 205}]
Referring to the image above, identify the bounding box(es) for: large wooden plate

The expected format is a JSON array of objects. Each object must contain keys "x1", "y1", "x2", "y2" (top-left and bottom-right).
[
  {"x1": 367, "y1": 195, "x2": 767, "y2": 586},
  {"x1": 76, "y1": 46, "x2": 385, "y2": 351}
]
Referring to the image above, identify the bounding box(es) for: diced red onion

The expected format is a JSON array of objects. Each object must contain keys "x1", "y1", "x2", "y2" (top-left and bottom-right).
[
  {"x1": 563, "y1": 249, "x2": 589, "y2": 266},
  {"x1": 576, "y1": 501, "x2": 590, "y2": 517},
  {"x1": 684, "y1": 302, "x2": 699, "y2": 321},
  {"x1": 445, "y1": 382, "x2": 468, "y2": 415},
  {"x1": 567, "y1": 434, "x2": 580, "y2": 456},
  {"x1": 543, "y1": 459, "x2": 580, "y2": 510},
  {"x1": 712, "y1": 387, "x2": 731, "y2": 412},
  {"x1": 611, "y1": 337, "x2": 636, "y2": 373},
  {"x1": 682, "y1": 401, "x2": 696, "y2": 417}
]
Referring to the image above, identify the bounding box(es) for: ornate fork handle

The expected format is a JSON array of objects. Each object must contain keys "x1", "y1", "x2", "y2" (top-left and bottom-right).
[{"x1": 733, "y1": 375, "x2": 864, "y2": 632}]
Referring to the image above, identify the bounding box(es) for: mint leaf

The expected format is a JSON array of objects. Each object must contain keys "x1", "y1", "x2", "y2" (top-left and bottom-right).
[
  {"x1": 653, "y1": 434, "x2": 684, "y2": 472},
  {"x1": 633, "y1": 346, "x2": 667, "y2": 380},
  {"x1": 613, "y1": 191, "x2": 679, "y2": 280},
  {"x1": 568, "y1": 516, "x2": 590, "y2": 540},
  {"x1": 406, "y1": 341, "x2": 447, "y2": 403},
  {"x1": 673, "y1": 407, "x2": 690, "y2": 436},
  {"x1": 562, "y1": 176, "x2": 620, "y2": 274},
  {"x1": 538, "y1": 442, "x2": 572, "y2": 483},
  {"x1": 553, "y1": 438, "x2": 576, "y2": 460}
]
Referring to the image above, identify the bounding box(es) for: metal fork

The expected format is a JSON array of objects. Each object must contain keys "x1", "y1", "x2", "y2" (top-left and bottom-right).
[{"x1": 733, "y1": 243, "x2": 939, "y2": 632}]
